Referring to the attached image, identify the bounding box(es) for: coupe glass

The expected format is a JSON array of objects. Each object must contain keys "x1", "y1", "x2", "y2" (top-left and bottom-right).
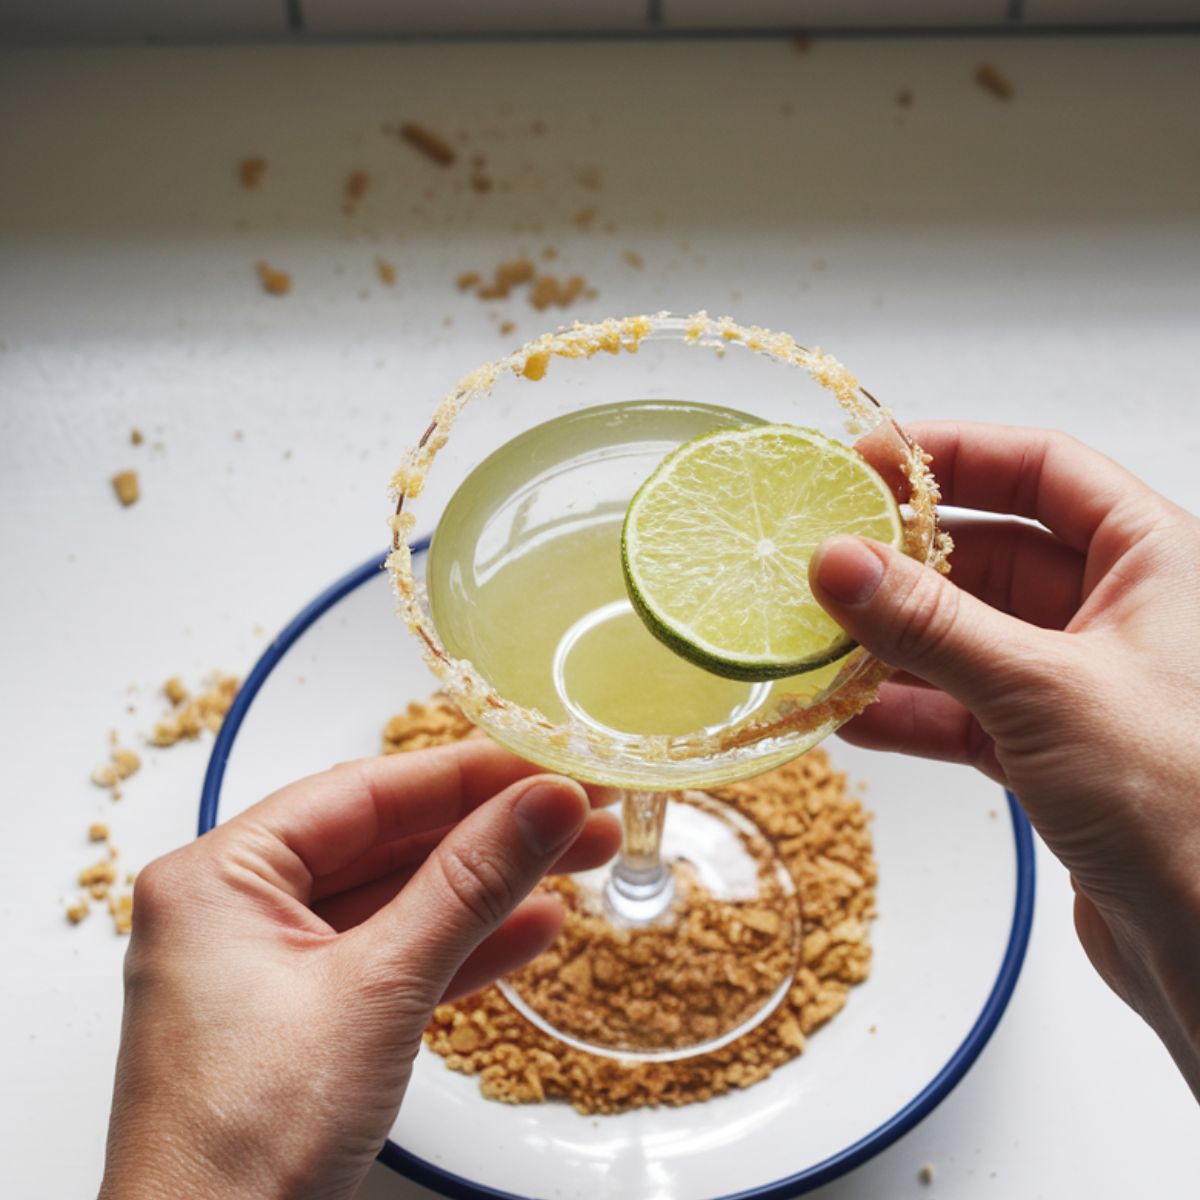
[{"x1": 388, "y1": 313, "x2": 946, "y2": 1061}]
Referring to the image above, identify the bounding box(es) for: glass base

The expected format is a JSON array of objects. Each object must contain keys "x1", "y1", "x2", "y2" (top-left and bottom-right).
[{"x1": 498, "y1": 790, "x2": 800, "y2": 1063}]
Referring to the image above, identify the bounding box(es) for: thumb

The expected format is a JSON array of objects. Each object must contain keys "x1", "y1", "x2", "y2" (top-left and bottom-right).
[
  {"x1": 346, "y1": 774, "x2": 588, "y2": 1004},
  {"x1": 810, "y1": 534, "x2": 1056, "y2": 719}
]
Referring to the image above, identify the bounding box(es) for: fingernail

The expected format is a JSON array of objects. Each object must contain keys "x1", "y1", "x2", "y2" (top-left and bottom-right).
[
  {"x1": 813, "y1": 536, "x2": 885, "y2": 606},
  {"x1": 513, "y1": 780, "x2": 587, "y2": 856}
]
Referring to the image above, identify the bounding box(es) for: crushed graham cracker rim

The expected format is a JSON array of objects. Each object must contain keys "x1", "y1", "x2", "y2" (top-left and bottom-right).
[{"x1": 386, "y1": 312, "x2": 950, "y2": 789}]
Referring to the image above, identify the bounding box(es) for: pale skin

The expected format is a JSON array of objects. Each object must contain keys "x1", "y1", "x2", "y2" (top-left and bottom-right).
[{"x1": 100, "y1": 422, "x2": 1198, "y2": 1199}]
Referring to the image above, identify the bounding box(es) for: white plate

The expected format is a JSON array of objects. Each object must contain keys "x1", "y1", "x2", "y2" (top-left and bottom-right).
[{"x1": 200, "y1": 543, "x2": 1034, "y2": 1200}]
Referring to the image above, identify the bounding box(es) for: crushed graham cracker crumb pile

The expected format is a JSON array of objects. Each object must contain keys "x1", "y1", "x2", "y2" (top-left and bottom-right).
[{"x1": 383, "y1": 697, "x2": 876, "y2": 1114}]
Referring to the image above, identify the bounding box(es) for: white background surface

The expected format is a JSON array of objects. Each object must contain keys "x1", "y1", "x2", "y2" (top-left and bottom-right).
[{"x1": 1, "y1": 33, "x2": 1197, "y2": 1198}]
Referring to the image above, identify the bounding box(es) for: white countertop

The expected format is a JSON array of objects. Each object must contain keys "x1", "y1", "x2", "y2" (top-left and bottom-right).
[{"x1": 2, "y1": 34, "x2": 1197, "y2": 1198}]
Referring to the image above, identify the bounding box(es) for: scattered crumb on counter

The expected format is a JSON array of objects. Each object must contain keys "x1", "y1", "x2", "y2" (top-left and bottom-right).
[
  {"x1": 91, "y1": 745, "x2": 140, "y2": 792},
  {"x1": 499, "y1": 321, "x2": 516, "y2": 336},
  {"x1": 793, "y1": 35, "x2": 813, "y2": 54},
  {"x1": 88, "y1": 822, "x2": 110, "y2": 843},
  {"x1": 150, "y1": 673, "x2": 238, "y2": 747},
  {"x1": 111, "y1": 470, "x2": 139, "y2": 507},
  {"x1": 974, "y1": 62, "x2": 1014, "y2": 100},
  {"x1": 65, "y1": 898, "x2": 90, "y2": 925},
  {"x1": 575, "y1": 166, "x2": 602, "y2": 191},
  {"x1": 376, "y1": 257, "x2": 397, "y2": 286},
  {"x1": 896, "y1": 89, "x2": 914, "y2": 108},
  {"x1": 109, "y1": 892, "x2": 134, "y2": 935},
  {"x1": 572, "y1": 207, "x2": 595, "y2": 230},
  {"x1": 918, "y1": 1163, "x2": 936, "y2": 1185},
  {"x1": 342, "y1": 169, "x2": 369, "y2": 214},
  {"x1": 398, "y1": 121, "x2": 457, "y2": 166},
  {"x1": 529, "y1": 273, "x2": 588, "y2": 311},
  {"x1": 238, "y1": 156, "x2": 266, "y2": 188},
  {"x1": 622, "y1": 250, "x2": 644, "y2": 270},
  {"x1": 79, "y1": 857, "x2": 117, "y2": 901},
  {"x1": 456, "y1": 270, "x2": 482, "y2": 292},
  {"x1": 256, "y1": 261, "x2": 292, "y2": 296},
  {"x1": 129, "y1": 428, "x2": 143, "y2": 446}
]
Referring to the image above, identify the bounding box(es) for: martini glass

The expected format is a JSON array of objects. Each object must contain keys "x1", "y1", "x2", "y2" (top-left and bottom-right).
[{"x1": 388, "y1": 313, "x2": 946, "y2": 1061}]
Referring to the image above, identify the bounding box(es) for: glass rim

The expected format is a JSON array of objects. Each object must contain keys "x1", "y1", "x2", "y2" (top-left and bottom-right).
[{"x1": 385, "y1": 310, "x2": 950, "y2": 788}]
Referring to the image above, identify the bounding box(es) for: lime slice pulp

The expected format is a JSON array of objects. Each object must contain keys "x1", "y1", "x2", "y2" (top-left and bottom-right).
[{"x1": 621, "y1": 425, "x2": 904, "y2": 681}]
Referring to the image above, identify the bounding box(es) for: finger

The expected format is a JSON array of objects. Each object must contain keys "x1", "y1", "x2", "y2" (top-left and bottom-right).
[
  {"x1": 441, "y1": 894, "x2": 566, "y2": 1003},
  {"x1": 312, "y1": 809, "x2": 620, "y2": 913},
  {"x1": 838, "y1": 681, "x2": 1004, "y2": 783},
  {"x1": 344, "y1": 774, "x2": 591, "y2": 1001},
  {"x1": 904, "y1": 420, "x2": 1160, "y2": 554},
  {"x1": 810, "y1": 534, "x2": 1065, "y2": 722},
  {"x1": 938, "y1": 516, "x2": 1085, "y2": 630},
  {"x1": 229, "y1": 740, "x2": 607, "y2": 898}
]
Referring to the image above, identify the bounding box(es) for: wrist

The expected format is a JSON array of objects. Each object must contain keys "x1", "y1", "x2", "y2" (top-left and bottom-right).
[
  {"x1": 1146, "y1": 879, "x2": 1200, "y2": 1101},
  {"x1": 99, "y1": 1106, "x2": 293, "y2": 1200}
]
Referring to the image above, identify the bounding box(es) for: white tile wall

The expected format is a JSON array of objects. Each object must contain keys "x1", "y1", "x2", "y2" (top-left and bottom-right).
[
  {"x1": 302, "y1": 0, "x2": 648, "y2": 35},
  {"x1": 0, "y1": 0, "x2": 286, "y2": 41},
  {"x1": 660, "y1": 0, "x2": 1008, "y2": 28},
  {"x1": 1024, "y1": 0, "x2": 1200, "y2": 22}
]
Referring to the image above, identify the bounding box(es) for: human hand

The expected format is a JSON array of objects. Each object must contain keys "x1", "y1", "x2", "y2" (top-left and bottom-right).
[
  {"x1": 810, "y1": 421, "x2": 1200, "y2": 1099},
  {"x1": 98, "y1": 740, "x2": 621, "y2": 1200}
]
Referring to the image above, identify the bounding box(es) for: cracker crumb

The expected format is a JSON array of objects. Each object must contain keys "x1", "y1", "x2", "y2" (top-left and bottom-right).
[
  {"x1": 111, "y1": 470, "x2": 139, "y2": 507},
  {"x1": 238, "y1": 156, "x2": 266, "y2": 188},
  {"x1": 456, "y1": 270, "x2": 482, "y2": 292},
  {"x1": 109, "y1": 892, "x2": 134, "y2": 935},
  {"x1": 256, "y1": 261, "x2": 292, "y2": 296},
  {"x1": 66, "y1": 898, "x2": 90, "y2": 925},
  {"x1": 529, "y1": 273, "x2": 587, "y2": 311},
  {"x1": 88, "y1": 822, "x2": 110, "y2": 843},
  {"x1": 150, "y1": 673, "x2": 238, "y2": 747},
  {"x1": 163, "y1": 676, "x2": 189, "y2": 706},
  {"x1": 896, "y1": 89, "x2": 913, "y2": 109},
  {"x1": 622, "y1": 250, "x2": 644, "y2": 270},
  {"x1": 376, "y1": 257, "x2": 397, "y2": 286},
  {"x1": 80, "y1": 857, "x2": 117, "y2": 897},
  {"x1": 541, "y1": 246, "x2": 558, "y2": 261},
  {"x1": 399, "y1": 122, "x2": 457, "y2": 166},
  {"x1": 345, "y1": 168, "x2": 369, "y2": 202},
  {"x1": 575, "y1": 166, "x2": 602, "y2": 191},
  {"x1": 130, "y1": 428, "x2": 144, "y2": 446},
  {"x1": 572, "y1": 207, "x2": 595, "y2": 230},
  {"x1": 469, "y1": 171, "x2": 493, "y2": 194},
  {"x1": 91, "y1": 744, "x2": 140, "y2": 790},
  {"x1": 974, "y1": 62, "x2": 1014, "y2": 101},
  {"x1": 918, "y1": 1163, "x2": 936, "y2": 1185},
  {"x1": 499, "y1": 321, "x2": 516, "y2": 336},
  {"x1": 384, "y1": 697, "x2": 876, "y2": 1114}
]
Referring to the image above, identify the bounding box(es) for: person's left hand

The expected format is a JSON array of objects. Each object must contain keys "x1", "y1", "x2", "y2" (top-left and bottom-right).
[{"x1": 98, "y1": 740, "x2": 621, "y2": 1200}]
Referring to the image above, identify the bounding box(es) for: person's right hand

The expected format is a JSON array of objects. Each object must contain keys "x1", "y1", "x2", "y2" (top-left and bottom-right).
[{"x1": 809, "y1": 421, "x2": 1200, "y2": 1100}]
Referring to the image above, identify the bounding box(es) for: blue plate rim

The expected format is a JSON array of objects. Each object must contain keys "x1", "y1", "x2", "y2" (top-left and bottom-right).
[{"x1": 200, "y1": 543, "x2": 1036, "y2": 1200}]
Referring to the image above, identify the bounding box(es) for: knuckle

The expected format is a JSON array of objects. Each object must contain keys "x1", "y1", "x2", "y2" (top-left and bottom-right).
[
  {"x1": 889, "y1": 567, "x2": 961, "y2": 667},
  {"x1": 130, "y1": 853, "x2": 184, "y2": 922},
  {"x1": 436, "y1": 844, "x2": 516, "y2": 930}
]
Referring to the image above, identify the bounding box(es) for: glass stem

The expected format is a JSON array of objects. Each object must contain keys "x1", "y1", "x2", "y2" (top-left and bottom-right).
[{"x1": 606, "y1": 790, "x2": 675, "y2": 923}]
